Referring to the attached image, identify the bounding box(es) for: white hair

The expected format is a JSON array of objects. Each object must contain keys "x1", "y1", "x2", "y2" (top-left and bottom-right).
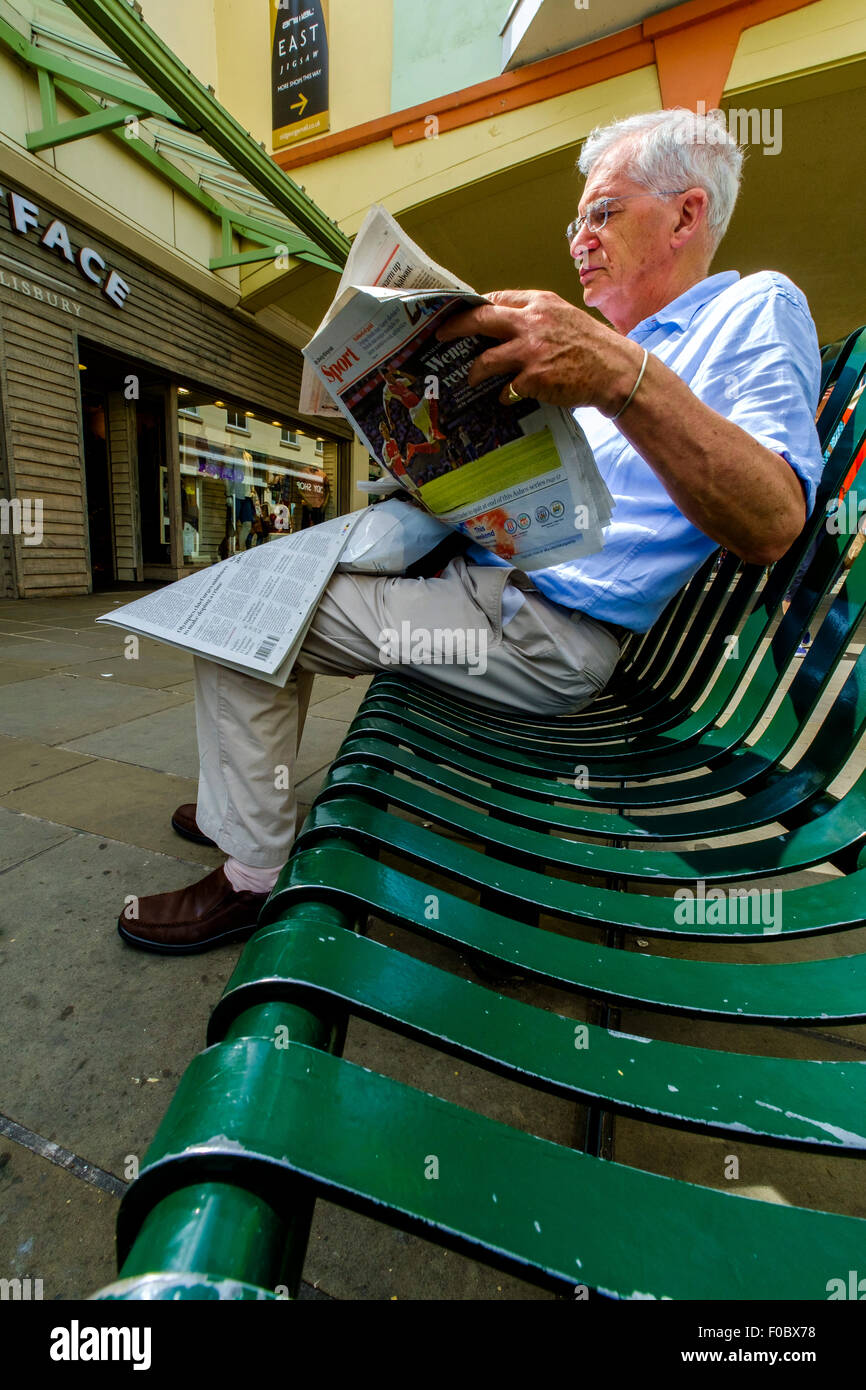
[{"x1": 577, "y1": 109, "x2": 744, "y2": 251}]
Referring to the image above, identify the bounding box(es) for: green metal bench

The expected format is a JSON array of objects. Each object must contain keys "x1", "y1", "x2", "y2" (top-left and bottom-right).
[{"x1": 94, "y1": 329, "x2": 866, "y2": 1302}]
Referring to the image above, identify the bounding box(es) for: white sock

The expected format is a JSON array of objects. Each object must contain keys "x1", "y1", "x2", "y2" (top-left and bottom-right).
[{"x1": 224, "y1": 858, "x2": 281, "y2": 895}]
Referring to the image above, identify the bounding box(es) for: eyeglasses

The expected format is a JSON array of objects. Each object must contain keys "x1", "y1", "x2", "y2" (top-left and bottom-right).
[{"x1": 566, "y1": 190, "x2": 688, "y2": 244}]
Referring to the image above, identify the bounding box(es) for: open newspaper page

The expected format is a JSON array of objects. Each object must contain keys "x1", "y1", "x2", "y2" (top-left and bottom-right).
[
  {"x1": 303, "y1": 284, "x2": 612, "y2": 571},
  {"x1": 299, "y1": 204, "x2": 474, "y2": 418},
  {"x1": 95, "y1": 511, "x2": 367, "y2": 686}
]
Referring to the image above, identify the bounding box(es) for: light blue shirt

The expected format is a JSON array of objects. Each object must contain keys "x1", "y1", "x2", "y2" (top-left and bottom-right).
[{"x1": 468, "y1": 271, "x2": 824, "y2": 632}]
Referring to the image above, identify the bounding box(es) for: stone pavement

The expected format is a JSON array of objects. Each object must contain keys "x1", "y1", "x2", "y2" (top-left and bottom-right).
[{"x1": 0, "y1": 590, "x2": 864, "y2": 1302}]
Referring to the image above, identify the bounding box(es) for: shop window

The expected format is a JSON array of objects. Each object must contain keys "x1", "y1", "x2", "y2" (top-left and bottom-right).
[
  {"x1": 159, "y1": 466, "x2": 171, "y2": 549},
  {"x1": 177, "y1": 398, "x2": 336, "y2": 567},
  {"x1": 181, "y1": 476, "x2": 202, "y2": 560}
]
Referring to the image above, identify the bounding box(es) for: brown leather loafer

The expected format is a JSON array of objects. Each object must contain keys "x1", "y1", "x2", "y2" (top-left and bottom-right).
[
  {"x1": 171, "y1": 802, "x2": 216, "y2": 847},
  {"x1": 118, "y1": 866, "x2": 268, "y2": 955}
]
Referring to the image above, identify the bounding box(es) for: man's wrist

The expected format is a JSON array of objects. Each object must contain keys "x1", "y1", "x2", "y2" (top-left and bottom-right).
[{"x1": 596, "y1": 338, "x2": 649, "y2": 419}]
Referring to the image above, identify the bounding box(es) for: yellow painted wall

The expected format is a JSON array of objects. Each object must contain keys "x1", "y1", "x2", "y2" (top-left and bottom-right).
[
  {"x1": 138, "y1": 0, "x2": 219, "y2": 91},
  {"x1": 728, "y1": 0, "x2": 866, "y2": 92},
  {"x1": 213, "y1": 0, "x2": 271, "y2": 146},
  {"x1": 286, "y1": 66, "x2": 663, "y2": 231},
  {"x1": 327, "y1": 0, "x2": 393, "y2": 133},
  {"x1": 210, "y1": 0, "x2": 393, "y2": 150}
]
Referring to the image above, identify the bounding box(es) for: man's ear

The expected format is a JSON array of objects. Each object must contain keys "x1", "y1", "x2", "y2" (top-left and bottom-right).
[{"x1": 671, "y1": 187, "x2": 708, "y2": 249}]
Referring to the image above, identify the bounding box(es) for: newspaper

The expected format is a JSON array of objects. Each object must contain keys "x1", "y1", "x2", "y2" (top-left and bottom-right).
[
  {"x1": 300, "y1": 205, "x2": 613, "y2": 571},
  {"x1": 96, "y1": 511, "x2": 367, "y2": 687},
  {"x1": 298, "y1": 205, "x2": 473, "y2": 419}
]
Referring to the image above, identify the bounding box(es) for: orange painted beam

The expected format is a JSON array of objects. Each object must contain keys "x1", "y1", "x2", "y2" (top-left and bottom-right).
[
  {"x1": 654, "y1": 11, "x2": 749, "y2": 109},
  {"x1": 651, "y1": 0, "x2": 819, "y2": 108}
]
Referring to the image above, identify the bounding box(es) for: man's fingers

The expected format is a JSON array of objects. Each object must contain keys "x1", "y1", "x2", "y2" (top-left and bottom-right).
[
  {"x1": 466, "y1": 341, "x2": 524, "y2": 388},
  {"x1": 436, "y1": 300, "x2": 521, "y2": 342},
  {"x1": 483, "y1": 290, "x2": 536, "y2": 308}
]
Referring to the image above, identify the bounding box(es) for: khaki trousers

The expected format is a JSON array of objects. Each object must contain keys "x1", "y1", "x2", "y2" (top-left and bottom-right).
[{"x1": 193, "y1": 557, "x2": 620, "y2": 867}]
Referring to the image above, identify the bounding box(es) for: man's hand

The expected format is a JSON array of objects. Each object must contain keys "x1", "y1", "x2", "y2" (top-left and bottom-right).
[
  {"x1": 437, "y1": 290, "x2": 636, "y2": 414},
  {"x1": 438, "y1": 288, "x2": 806, "y2": 566}
]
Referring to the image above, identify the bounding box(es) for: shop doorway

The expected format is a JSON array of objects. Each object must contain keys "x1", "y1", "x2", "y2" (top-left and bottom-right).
[
  {"x1": 78, "y1": 344, "x2": 172, "y2": 587},
  {"x1": 137, "y1": 394, "x2": 170, "y2": 568},
  {"x1": 80, "y1": 384, "x2": 114, "y2": 588}
]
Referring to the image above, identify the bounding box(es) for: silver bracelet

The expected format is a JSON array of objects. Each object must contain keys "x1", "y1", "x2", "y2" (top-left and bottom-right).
[{"x1": 610, "y1": 347, "x2": 649, "y2": 422}]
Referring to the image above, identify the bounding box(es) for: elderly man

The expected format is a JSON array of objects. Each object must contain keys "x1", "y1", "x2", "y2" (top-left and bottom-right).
[{"x1": 119, "y1": 107, "x2": 823, "y2": 954}]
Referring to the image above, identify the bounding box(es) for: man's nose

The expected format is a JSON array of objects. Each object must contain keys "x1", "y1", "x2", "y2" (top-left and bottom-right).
[{"x1": 570, "y1": 225, "x2": 600, "y2": 261}]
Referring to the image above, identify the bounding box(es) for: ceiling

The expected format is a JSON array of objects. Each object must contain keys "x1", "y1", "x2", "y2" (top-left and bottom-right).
[{"x1": 272, "y1": 60, "x2": 866, "y2": 349}]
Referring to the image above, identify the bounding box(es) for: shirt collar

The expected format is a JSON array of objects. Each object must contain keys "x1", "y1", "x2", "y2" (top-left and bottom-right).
[{"x1": 630, "y1": 271, "x2": 741, "y2": 337}]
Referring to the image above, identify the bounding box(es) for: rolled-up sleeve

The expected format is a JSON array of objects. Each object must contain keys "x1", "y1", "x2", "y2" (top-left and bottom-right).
[{"x1": 689, "y1": 277, "x2": 824, "y2": 516}]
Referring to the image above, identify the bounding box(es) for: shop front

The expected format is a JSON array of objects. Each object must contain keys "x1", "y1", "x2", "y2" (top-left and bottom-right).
[{"x1": 0, "y1": 176, "x2": 350, "y2": 600}]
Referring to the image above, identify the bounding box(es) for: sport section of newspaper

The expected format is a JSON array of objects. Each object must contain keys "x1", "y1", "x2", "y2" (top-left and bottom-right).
[
  {"x1": 95, "y1": 511, "x2": 367, "y2": 687},
  {"x1": 301, "y1": 207, "x2": 612, "y2": 572},
  {"x1": 299, "y1": 204, "x2": 474, "y2": 420}
]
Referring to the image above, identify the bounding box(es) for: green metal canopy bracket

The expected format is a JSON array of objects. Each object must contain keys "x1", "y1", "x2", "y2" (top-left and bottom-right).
[
  {"x1": 0, "y1": 12, "x2": 342, "y2": 277},
  {"x1": 62, "y1": 0, "x2": 350, "y2": 268},
  {"x1": 28, "y1": 96, "x2": 148, "y2": 153},
  {"x1": 0, "y1": 14, "x2": 180, "y2": 121},
  {"x1": 211, "y1": 213, "x2": 338, "y2": 273}
]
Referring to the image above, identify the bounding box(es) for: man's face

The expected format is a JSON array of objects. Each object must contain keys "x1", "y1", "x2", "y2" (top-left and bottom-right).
[{"x1": 568, "y1": 146, "x2": 684, "y2": 326}]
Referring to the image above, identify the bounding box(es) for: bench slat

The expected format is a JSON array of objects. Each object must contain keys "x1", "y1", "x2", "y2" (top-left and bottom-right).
[
  {"x1": 210, "y1": 919, "x2": 866, "y2": 1151},
  {"x1": 118, "y1": 1037, "x2": 866, "y2": 1301}
]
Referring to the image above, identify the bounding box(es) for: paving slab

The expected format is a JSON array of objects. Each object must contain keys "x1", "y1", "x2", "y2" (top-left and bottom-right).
[
  {"x1": 63, "y1": 704, "x2": 200, "y2": 780},
  {"x1": 311, "y1": 685, "x2": 379, "y2": 722},
  {"x1": 0, "y1": 637, "x2": 123, "y2": 669},
  {"x1": 56, "y1": 652, "x2": 194, "y2": 689},
  {"x1": 303, "y1": 1201, "x2": 554, "y2": 1301},
  {"x1": 294, "y1": 768, "x2": 333, "y2": 806},
  {"x1": 0, "y1": 760, "x2": 220, "y2": 864},
  {"x1": 0, "y1": 598, "x2": 140, "y2": 622},
  {"x1": 0, "y1": 738, "x2": 94, "y2": 797},
  {"x1": 0, "y1": 675, "x2": 189, "y2": 744},
  {"x1": 0, "y1": 1143, "x2": 119, "y2": 1301},
  {"x1": 2, "y1": 624, "x2": 131, "y2": 650},
  {"x1": 309, "y1": 674, "x2": 365, "y2": 706},
  {"x1": 0, "y1": 805, "x2": 75, "y2": 871},
  {"x1": 0, "y1": 829, "x2": 239, "y2": 1168},
  {"x1": 0, "y1": 662, "x2": 56, "y2": 687},
  {"x1": 613, "y1": 1113, "x2": 866, "y2": 1221}
]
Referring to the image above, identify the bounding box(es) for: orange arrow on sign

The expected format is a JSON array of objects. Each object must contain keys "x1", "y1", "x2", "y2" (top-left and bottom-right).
[{"x1": 291, "y1": 92, "x2": 308, "y2": 116}]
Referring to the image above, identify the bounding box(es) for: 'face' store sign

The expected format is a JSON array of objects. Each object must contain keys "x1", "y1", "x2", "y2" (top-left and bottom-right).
[{"x1": 0, "y1": 187, "x2": 131, "y2": 309}]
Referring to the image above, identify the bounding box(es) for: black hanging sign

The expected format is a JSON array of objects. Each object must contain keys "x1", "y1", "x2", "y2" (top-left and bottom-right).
[{"x1": 271, "y1": 0, "x2": 330, "y2": 149}]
